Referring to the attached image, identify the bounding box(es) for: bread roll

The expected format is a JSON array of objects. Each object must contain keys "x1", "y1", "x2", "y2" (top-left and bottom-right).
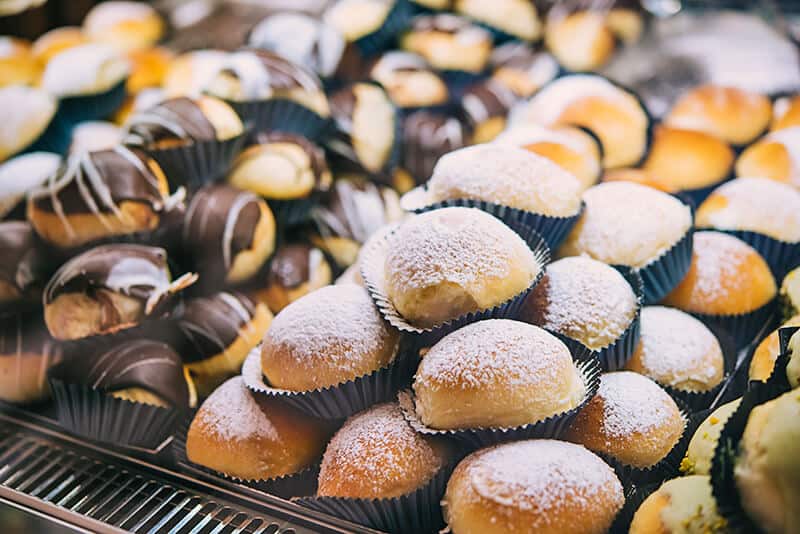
[
  {"x1": 629, "y1": 475, "x2": 726, "y2": 534},
  {"x1": 83, "y1": 1, "x2": 164, "y2": 52},
  {"x1": 749, "y1": 315, "x2": 800, "y2": 382},
  {"x1": 681, "y1": 398, "x2": 741, "y2": 476},
  {"x1": 736, "y1": 127, "x2": 800, "y2": 188}
]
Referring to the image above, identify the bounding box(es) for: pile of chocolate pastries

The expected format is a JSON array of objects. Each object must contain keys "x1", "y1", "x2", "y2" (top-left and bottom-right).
[{"x1": 2, "y1": 1, "x2": 800, "y2": 533}]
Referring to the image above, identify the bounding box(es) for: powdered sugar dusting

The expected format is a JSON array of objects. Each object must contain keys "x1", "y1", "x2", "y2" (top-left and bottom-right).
[
  {"x1": 526, "y1": 257, "x2": 637, "y2": 350},
  {"x1": 193, "y1": 376, "x2": 278, "y2": 442},
  {"x1": 464, "y1": 440, "x2": 623, "y2": 524},
  {"x1": 689, "y1": 231, "x2": 759, "y2": 303},
  {"x1": 599, "y1": 372, "x2": 680, "y2": 439}
]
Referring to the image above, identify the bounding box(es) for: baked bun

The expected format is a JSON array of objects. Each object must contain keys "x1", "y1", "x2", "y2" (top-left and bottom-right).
[
  {"x1": 0, "y1": 313, "x2": 62, "y2": 404},
  {"x1": 27, "y1": 147, "x2": 174, "y2": 249},
  {"x1": 629, "y1": 475, "x2": 726, "y2": 534},
  {"x1": 443, "y1": 440, "x2": 624, "y2": 534},
  {"x1": 162, "y1": 50, "x2": 227, "y2": 98},
  {"x1": 68, "y1": 121, "x2": 122, "y2": 154},
  {"x1": 490, "y1": 42, "x2": 559, "y2": 99},
  {"x1": 681, "y1": 398, "x2": 741, "y2": 476},
  {"x1": 565, "y1": 371, "x2": 685, "y2": 468},
  {"x1": 369, "y1": 51, "x2": 449, "y2": 108},
  {"x1": 32, "y1": 27, "x2": 87, "y2": 65},
  {"x1": 521, "y1": 256, "x2": 638, "y2": 350},
  {"x1": 127, "y1": 46, "x2": 172, "y2": 93},
  {"x1": 602, "y1": 168, "x2": 677, "y2": 193},
  {"x1": 401, "y1": 14, "x2": 492, "y2": 73},
  {"x1": 626, "y1": 306, "x2": 725, "y2": 392},
  {"x1": 559, "y1": 182, "x2": 692, "y2": 268},
  {"x1": 42, "y1": 43, "x2": 129, "y2": 97},
  {"x1": 643, "y1": 126, "x2": 734, "y2": 192},
  {"x1": 696, "y1": 177, "x2": 800, "y2": 242},
  {"x1": 261, "y1": 285, "x2": 399, "y2": 391},
  {"x1": 323, "y1": 0, "x2": 392, "y2": 42},
  {"x1": 513, "y1": 75, "x2": 650, "y2": 168},
  {"x1": 252, "y1": 243, "x2": 333, "y2": 313},
  {"x1": 662, "y1": 231, "x2": 776, "y2": 316},
  {"x1": 413, "y1": 319, "x2": 585, "y2": 429},
  {"x1": 0, "y1": 37, "x2": 39, "y2": 87},
  {"x1": 494, "y1": 123, "x2": 602, "y2": 191},
  {"x1": 772, "y1": 95, "x2": 800, "y2": 131},
  {"x1": 749, "y1": 315, "x2": 800, "y2": 382},
  {"x1": 229, "y1": 131, "x2": 332, "y2": 200},
  {"x1": 0, "y1": 222, "x2": 50, "y2": 307},
  {"x1": 781, "y1": 267, "x2": 800, "y2": 319},
  {"x1": 545, "y1": 10, "x2": 615, "y2": 72},
  {"x1": 735, "y1": 390, "x2": 800, "y2": 534},
  {"x1": 383, "y1": 207, "x2": 542, "y2": 328},
  {"x1": 459, "y1": 79, "x2": 517, "y2": 144},
  {"x1": 318, "y1": 402, "x2": 452, "y2": 498},
  {"x1": 0, "y1": 152, "x2": 61, "y2": 219},
  {"x1": 454, "y1": 0, "x2": 542, "y2": 41},
  {"x1": 83, "y1": 1, "x2": 165, "y2": 52},
  {"x1": 426, "y1": 144, "x2": 583, "y2": 216},
  {"x1": 0, "y1": 85, "x2": 57, "y2": 162},
  {"x1": 186, "y1": 376, "x2": 329, "y2": 480},
  {"x1": 665, "y1": 84, "x2": 772, "y2": 145},
  {"x1": 736, "y1": 127, "x2": 800, "y2": 187}
]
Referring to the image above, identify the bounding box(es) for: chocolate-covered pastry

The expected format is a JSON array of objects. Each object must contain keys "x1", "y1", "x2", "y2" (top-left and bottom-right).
[
  {"x1": 400, "y1": 14, "x2": 492, "y2": 73},
  {"x1": 328, "y1": 82, "x2": 399, "y2": 180},
  {"x1": 0, "y1": 313, "x2": 62, "y2": 404},
  {"x1": 205, "y1": 49, "x2": 330, "y2": 117},
  {"x1": 0, "y1": 222, "x2": 51, "y2": 308},
  {"x1": 490, "y1": 41, "x2": 559, "y2": 99},
  {"x1": 228, "y1": 132, "x2": 332, "y2": 200},
  {"x1": 310, "y1": 178, "x2": 404, "y2": 267},
  {"x1": 43, "y1": 244, "x2": 197, "y2": 341},
  {"x1": 27, "y1": 147, "x2": 182, "y2": 249},
  {"x1": 252, "y1": 243, "x2": 333, "y2": 313},
  {"x1": 368, "y1": 51, "x2": 449, "y2": 109},
  {"x1": 399, "y1": 110, "x2": 468, "y2": 185},
  {"x1": 183, "y1": 184, "x2": 276, "y2": 285},
  {"x1": 124, "y1": 96, "x2": 244, "y2": 149},
  {"x1": 459, "y1": 78, "x2": 518, "y2": 143},
  {"x1": 175, "y1": 291, "x2": 272, "y2": 397}
]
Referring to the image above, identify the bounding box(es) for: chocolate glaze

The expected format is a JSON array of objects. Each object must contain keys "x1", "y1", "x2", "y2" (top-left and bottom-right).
[
  {"x1": 407, "y1": 13, "x2": 490, "y2": 38},
  {"x1": 29, "y1": 147, "x2": 170, "y2": 216},
  {"x1": 182, "y1": 184, "x2": 264, "y2": 281},
  {"x1": 311, "y1": 178, "x2": 400, "y2": 243},
  {"x1": 401, "y1": 110, "x2": 467, "y2": 183},
  {"x1": 267, "y1": 244, "x2": 314, "y2": 289},
  {"x1": 249, "y1": 131, "x2": 331, "y2": 192},
  {"x1": 175, "y1": 291, "x2": 257, "y2": 363},
  {"x1": 459, "y1": 78, "x2": 517, "y2": 126},
  {"x1": 124, "y1": 97, "x2": 218, "y2": 146},
  {"x1": 369, "y1": 50, "x2": 436, "y2": 79},
  {"x1": 0, "y1": 221, "x2": 51, "y2": 304},
  {"x1": 0, "y1": 312, "x2": 61, "y2": 359},
  {"x1": 223, "y1": 49, "x2": 326, "y2": 94}
]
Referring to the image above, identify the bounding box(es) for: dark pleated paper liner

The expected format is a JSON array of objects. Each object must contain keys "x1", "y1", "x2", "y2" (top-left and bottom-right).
[
  {"x1": 637, "y1": 225, "x2": 694, "y2": 305},
  {"x1": 719, "y1": 228, "x2": 800, "y2": 281},
  {"x1": 399, "y1": 191, "x2": 584, "y2": 251},
  {"x1": 360, "y1": 219, "x2": 551, "y2": 348},
  {"x1": 242, "y1": 342, "x2": 418, "y2": 420},
  {"x1": 609, "y1": 482, "x2": 658, "y2": 534},
  {"x1": 137, "y1": 131, "x2": 247, "y2": 193},
  {"x1": 678, "y1": 177, "x2": 731, "y2": 209},
  {"x1": 441, "y1": 69, "x2": 486, "y2": 99},
  {"x1": 19, "y1": 113, "x2": 73, "y2": 158},
  {"x1": 227, "y1": 99, "x2": 333, "y2": 142},
  {"x1": 55, "y1": 79, "x2": 128, "y2": 124},
  {"x1": 294, "y1": 459, "x2": 455, "y2": 534},
  {"x1": 397, "y1": 352, "x2": 601, "y2": 450},
  {"x1": 692, "y1": 297, "x2": 777, "y2": 351},
  {"x1": 352, "y1": 0, "x2": 416, "y2": 56},
  {"x1": 267, "y1": 195, "x2": 319, "y2": 228},
  {"x1": 171, "y1": 416, "x2": 319, "y2": 499},
  {"x1": 750, "y1": 325, "x2": 800, "y2": 395}
]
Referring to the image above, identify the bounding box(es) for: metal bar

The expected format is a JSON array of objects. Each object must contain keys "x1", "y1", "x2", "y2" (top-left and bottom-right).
[
  {"x1": 154, "y1": 497, "x2": 203, "y2": 534},
  {"x1": 99, "y1": 479, "x2": 158, "y2": 524},
  {"x1": 187, "y1": 502, "x2": 221, "y2": 534},
  {"x1": 0, "y1": 488, "x2": 127, "y2": 534},
  {"x1": 1, "y1": 445, "x2": 54, "y2": 487},
  {"x1": 128, "y1": 491, "x2": 189, "y2": 532},
  {"x1": 48, "y1": 461, "x2": 106, "y2": 504},
  {"x1": 69, "y1": 468, "x2": 124, "y2": 513},
  {"x1": 84, "y1": 473, "x2": 140, "y2": 519},
  {"x1": 116, "y1": 485, "x2": 172, "y2": 529},
  {"x1": 0, "y1": 440, "x2": 42, "y2": 481},
  {"x1": 20, "y1": 452, "x2": 80, "y2": 496}
]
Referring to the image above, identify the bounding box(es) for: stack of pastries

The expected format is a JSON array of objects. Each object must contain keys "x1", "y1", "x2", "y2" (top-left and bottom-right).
[{"x1": 2, "y1": 1, "x2": 800, "y2": 533}]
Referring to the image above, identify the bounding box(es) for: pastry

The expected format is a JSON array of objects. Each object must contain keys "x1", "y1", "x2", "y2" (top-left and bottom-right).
[
  {"x1": 41, "y1": 43, "x2": 129, "y2": 98},
  {"x1": 83, "y1": 1, "x2": 165, "y2": 52},
  {"x1": 0, "y1": 221, "x2": 50, "y2": 308},
  {"x1": 0, "y1": 152, "x2": 61, "y2": 219},
  {"x1": 400, "y1": 14, "x2": 492, "y2": 73},
  {"x1": 459, "y1": 78, "x2": 517, "y2": 143},
  {"x1": 735, "y1": 127, "x2": 800, "y2": 188},
  {"x1": 0, "y1": 312, "x2": 62, "y2": 404},
  {"x1": 629, "y1": 475, "x2": 727, "y2": 534},
  {"x1": 490, "y1": 42, "x2": 558, "y2": 99},
  {"x1": 454, "y1": 0, "x2": 542, "y2": 41},
  {"x1": 0, "y1": 85, "x2": 57, "y2": 162},
  {"x1": 681, "y1": 398, "x2": 741, "y2": 476},
  {"x1": 368, "y1": 51, "x2": 449, "y2": 109},
  {"x1": 251, "y1": 243, "x2": 332, "y2": 313}
]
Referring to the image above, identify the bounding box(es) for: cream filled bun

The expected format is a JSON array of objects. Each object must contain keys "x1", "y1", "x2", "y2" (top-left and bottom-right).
[
  {"x1": 772, "y1": 95, "x2": 800, "y2": 132},
  {"x1": 750, "y1": 315, "x2": 800, "y2": 382},
  {"x1": 83, "y1": 1, "x2": 164, "y2": 52},
  {"x1": 42, "y1": 43, "x2": 129, "y2": 97},
  {"x1": 665, "y1": 84, "x2": 772, "y2": 146},
  {"x1": 735, "y1": 390, "x2": 800, "y2": 534},
  {"x1": 696, "y1": 177, "x2": 800, "y2": 243},
  {"x1": 681, "y1": 398, "x2": 741, "y2": 476},
  {"x1": 0, "y1": 37, "x2": 39, "y2": 87},
  {"x1": 261, "y1": 285, "x2": 399, "y2": 392},
  {"x1": 412, "y1": 319, "x2": 585, "y2": 430},
  {"x1": 559, "y1": 182, "x2": 692, "y2": 268},
  {"x1": 443, "y1": 440, "x2": 624, "y2": 534},
  {"x1": 0, "y1": 85, "x2": 57, "y2": 163},
  {"x1": 511, "y1": 75, "x2": 650, "y2": 169},
  {"x1": 32, "y1": 27, "x2": 87, "y2": 65},
  {"x1": 565, "y1": 371, "x2": 686, "y2": 468},
  {"x1": 629, "y1": 475, "x2": 727, "y2": 534},
  {"x1": 383, "y1": 207, "x2": 542, "y2": 328},
  {"x1": 494, "y1": 123, "x2": 602, "y2": 191},
  {"x1": 736, "y1": 127, "x2": 800, "y2": 187},
  {"x1": 425, "y1": 144, "x2": 583, "y2": 217},
  {"x1": 323, "y1": 0, "x2": 392, "y2": 42},
  {"x1": 454, "y1": 0, "x2": 542, "y2": 42},
  {"x1": 626, "y1": 306, "x2": 725, "y2": 393},
  {"x1": 317, "y1": 402, "x2": 452, "y2": 498}
]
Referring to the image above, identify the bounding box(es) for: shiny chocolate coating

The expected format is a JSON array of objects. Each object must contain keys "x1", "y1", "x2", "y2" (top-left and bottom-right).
[
  {"x1": 490, "y1": 41, "x2": 559, "y2": 98},
  {"x1": 219, "y1": 49, "x2": 326, "y2": 97},
  {"x1": 401, "y1": 110, "x2": 467, "y2": 183},
  {"x1": 0, "y1": 312, "x2": 61, "y2": 360},
  {"x1": 175, "y1": 291, "x2": 258, "y2": 364},
  {"x1": 124, "y1": 97, "x2": 218, "y2": 145},
  {"x1": 267, "y1": 244, "x2": 316, "y2": 289},
  {"x1": 250, "y1": 131, "x2": 331, "y2": 192},
  {"x1": 0, "y1": 221, "x2": 51, "y2": 305},
  {"x1": 459, "y1": 78, "x2": 518, "y2": 127}
]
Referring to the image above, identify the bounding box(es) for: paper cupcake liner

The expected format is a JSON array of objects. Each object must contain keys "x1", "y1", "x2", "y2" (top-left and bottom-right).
[
  {"x1": 637, "y1": 225, "x2": 694, "y2": 304},
  {"x1": 360, "y1": 219, "x2": 551, "y2": 347},
  {"x1": 242, "y1": 342, "x2": 417, "y2": 420},
  {"x1": 48, "y1": 364, "x2": 181, "y2": 450},
  {"x1": 55, "y1": 80, "x2": 128, "y2": 124},
  {"x1": 750, "y1": 325, "x2": 800, "y2": 395},
  {"x1": 171, "y1": 415, "x2": 319, "y2": 499},
  {"x1": 718, "y1": 229, "x2": 800, "y2": 280},
  {"x1": 442, "y1": 70, "x2": 486, "y2": 99},
  {"x1": 294, "y1": 459, "x2": 455, "y2": 534},
  {"x1": 609, "y1": 482, "x2": 659, "y2": 534},
  {"x1": 691, "y1": 298, "x2": 777, "y2": 351},
  {"x1": 141, "y1": 132, "x2": 247, "y2": 193},
  {"x1": 400, "y1": 190, "x2": 584, "y2": 251},
  {"x1": 353, "y1": 0, "x2": 416, "y2": 56},
  {"x1": 678, "y1": 178, "x2": 731, "y2": 208},
  {"x1": 267, "y1": 195, "x2": 319, "y2": 228},
  {"x1": 397, "y1": 352, "x2": 601, "y2": 450},
  {"x1": 19, "y1": 113, "x2": 73, "y2": 157},
  {"x1": 227, "y1": 99, "x2": 333, "y2": 142}
]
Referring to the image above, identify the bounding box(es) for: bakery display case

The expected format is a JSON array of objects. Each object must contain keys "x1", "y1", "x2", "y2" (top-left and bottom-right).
[{"x1": 1, "y1": 0, "x2": 800, "y2": 532}]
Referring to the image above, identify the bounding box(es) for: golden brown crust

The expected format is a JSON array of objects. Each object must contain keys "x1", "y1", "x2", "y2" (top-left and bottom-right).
[
  {"x1": 749, "y1": 315, "x2": 800, "y2": 381},
  {"x1": 772, "y1": 95, "x2": 800, "y2": 131},
  {"x1": 644, "y1": 126, "x2": 734, "y2": 191},
  {"x1": 603, "y1": 168, "x2": 677, "y2": 193},
  {"x1": 736, "y1": 140, "x2": 793, "y2": 185}
]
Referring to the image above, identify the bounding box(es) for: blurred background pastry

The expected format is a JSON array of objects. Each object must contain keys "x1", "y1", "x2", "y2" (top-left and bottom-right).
[
  {"x1": 82, "y1": 1, "x2": 164, "y2": 52},
  {"x1": 0, "y1": 312, "x2": 61, "y2": 404},
  {"x1": 629, "y1": 475, "x2": 726, "y2": 534},
  {"x1": 400, "y1": 14, "x2": 492, "y2": 74},
  {"x1": 251, "y1": 243, "x2": 332, "y2": 313},
  {"x1": 0, "y1": 151, "x2": 61, "y2": 219},
  {"x1": 368, "y1": 51, "x2": 449, "y2": 109},
  {"x1": 0, "y1": 84, "x2": 57, "y2": 162}
]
